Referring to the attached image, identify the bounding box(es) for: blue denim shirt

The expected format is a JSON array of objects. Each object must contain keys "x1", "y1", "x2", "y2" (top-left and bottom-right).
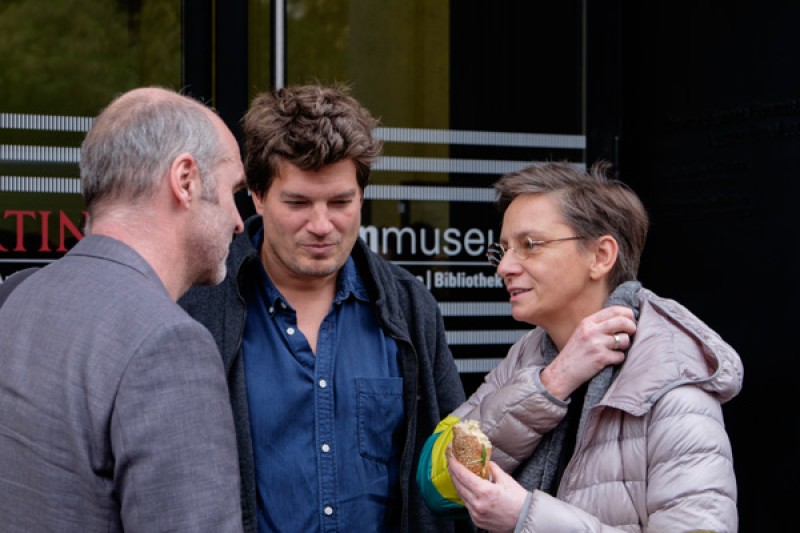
[{"x1": 243, "y1": 232, "x2": 403, "y2": 532}]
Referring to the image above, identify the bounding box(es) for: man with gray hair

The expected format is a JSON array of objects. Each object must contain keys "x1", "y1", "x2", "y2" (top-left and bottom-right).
[{"x1": 0, "y1": 87, "x2": 247, "y2": 532}]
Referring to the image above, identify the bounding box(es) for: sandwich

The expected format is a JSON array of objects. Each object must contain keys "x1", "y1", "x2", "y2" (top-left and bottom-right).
[{"x1": 451, "y1": 419, "x2": 492, "y2": 479}]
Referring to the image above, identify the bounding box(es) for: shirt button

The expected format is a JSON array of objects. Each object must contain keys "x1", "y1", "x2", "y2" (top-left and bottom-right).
[
  {"x1": 286, "y1": 327, "x2": 295, "y2": 335},
  {"x1": 319, "y1": 379, "x2": 328, "y2": 388},
  {"x1": 280, "y1": 302, "x2": 287, "y2": 309},
  {"x1": 321, "y1": 443, "x2": 330, "y2": 453},
  {"x1": 268, "y1": 306, "x2": 274, "y2": 314},
  {"x1": 324, "y1": 506, "x2": 334, "y2": 516}
]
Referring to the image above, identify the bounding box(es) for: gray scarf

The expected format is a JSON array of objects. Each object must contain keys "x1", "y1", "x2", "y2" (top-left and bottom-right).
[{"x1": 514, "y1": 280, "x2": 642, "y2": 494}]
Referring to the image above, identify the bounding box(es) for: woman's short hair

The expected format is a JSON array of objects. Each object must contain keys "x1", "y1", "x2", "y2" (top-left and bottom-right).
[{"x1": 494, "y1": 161, "x2": 649, "y2": 288}]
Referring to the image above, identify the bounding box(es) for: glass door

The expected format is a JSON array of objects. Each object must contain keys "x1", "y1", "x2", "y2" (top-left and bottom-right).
[
  {"x1": 253, "y1": 0, "x2": 587, "y2": 385},
  {"x1": 0, "y1": 0, "x2": 182, "y2": 276}
]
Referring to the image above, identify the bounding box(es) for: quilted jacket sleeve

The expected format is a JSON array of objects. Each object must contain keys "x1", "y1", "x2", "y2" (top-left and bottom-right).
[
  {"x1": 450, "y1": 331, "x2": 568, "y2": 472},
  {"x1": 416, "y1": 415, "x2": 469, "y2": 519}
]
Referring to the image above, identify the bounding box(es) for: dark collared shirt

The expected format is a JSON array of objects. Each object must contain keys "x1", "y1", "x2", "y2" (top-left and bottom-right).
[{"x1": 243, "y1": 233, "x2": 403, "y2": 532}]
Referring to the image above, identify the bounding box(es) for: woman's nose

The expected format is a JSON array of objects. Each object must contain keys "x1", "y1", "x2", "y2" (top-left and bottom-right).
[{"x1": 495, "y1": 250, "x2": 520, "y2": 277}]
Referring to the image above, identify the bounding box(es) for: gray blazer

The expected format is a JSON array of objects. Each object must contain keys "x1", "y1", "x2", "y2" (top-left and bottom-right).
[
  {"x1": 0, "y1": 266, "x2": 39, "y2": 306},
  {"x1": 0, "y1": 235, "x2": 243, "y2": 532}
]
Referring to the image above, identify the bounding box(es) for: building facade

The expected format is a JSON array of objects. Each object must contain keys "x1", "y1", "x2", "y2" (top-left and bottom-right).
[{"x1": 4, "y1": 1, "x2": 793, "y2": 529}]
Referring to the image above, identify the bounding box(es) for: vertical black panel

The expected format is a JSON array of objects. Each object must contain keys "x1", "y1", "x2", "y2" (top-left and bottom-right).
[
  {"x1": 215, "y1": 0, "x2": 249, "y2": 143},
  {"x1": 585, "y1": 0, "x2": 623, "y2": 168},
  {"x1": 184, "y1": 0, "x2": 253, "y2": 218},
  {"x1": 215, "y1": 0, "x2": 254, "y2": 218},
  {"x1": 450, "y1": 0, "x2": 583, "y2": 136},
  {"x1": 182, "y1": 0, "x2": 248, "y2": 138},
  {"x1": 181, "y1": 0, "x2": 213, "y2": 102},
  {"x1": 588, "y1": 1, "x2": 800, "y2": 528}
]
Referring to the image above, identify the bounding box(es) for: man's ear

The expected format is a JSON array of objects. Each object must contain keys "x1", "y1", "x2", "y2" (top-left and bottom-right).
[
  {"x1": 251, "y1": 190, "x2": 265, "y2": 215},
  {"x1": 589, "y1": 235, "x2": 618, "y2": 280},
  {"x1": 169, "y1": 153, "x2": 198, "y2": 208}
]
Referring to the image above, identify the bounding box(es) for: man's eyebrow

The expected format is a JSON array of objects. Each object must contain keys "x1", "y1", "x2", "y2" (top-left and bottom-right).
[
  {"x1": 331, "y1": 189, "x2": 359, "y2": 199},
  {"x1": 279, "y1": 191, "x2": 308, "y2": 199},
  {"x1": 278, "y1": 189, "x2": 359, "y2": 200}
]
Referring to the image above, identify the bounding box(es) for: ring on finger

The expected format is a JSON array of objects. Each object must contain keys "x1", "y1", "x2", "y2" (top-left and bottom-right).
[{"x1": 613, "y1": 333, "x2": 622, "y2": 350}]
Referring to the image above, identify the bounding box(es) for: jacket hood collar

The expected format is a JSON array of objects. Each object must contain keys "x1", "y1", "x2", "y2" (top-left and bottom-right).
[{"x1": 603, "y1": 288, "x2": 744, "y2": 415}]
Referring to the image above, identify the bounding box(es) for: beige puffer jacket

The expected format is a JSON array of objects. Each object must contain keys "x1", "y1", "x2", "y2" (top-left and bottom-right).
[{"x1": 451, "y1": 288, "x2": 743, "y2": 533}]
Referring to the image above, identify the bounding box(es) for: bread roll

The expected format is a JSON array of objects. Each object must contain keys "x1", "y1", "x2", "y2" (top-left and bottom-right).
[{"x1": 451, "y1": 419, "x2": 492, "y2": 479}]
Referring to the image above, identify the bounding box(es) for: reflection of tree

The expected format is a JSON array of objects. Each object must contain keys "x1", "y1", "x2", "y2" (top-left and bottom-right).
[
  {"x1": 287, "y1": 0, "x2": 349, "y2": 84},
  {"x1": 0, "y1": 0, "x2": 180, "y2": 115}
]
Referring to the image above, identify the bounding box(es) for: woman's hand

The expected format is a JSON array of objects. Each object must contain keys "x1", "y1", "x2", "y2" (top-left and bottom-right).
[
  {"x1": 448, "y1": 455, "x2": 528, "y2": 533},
  {"x1": 541, "y1": 305, "x2": 637, "y2": 399}
]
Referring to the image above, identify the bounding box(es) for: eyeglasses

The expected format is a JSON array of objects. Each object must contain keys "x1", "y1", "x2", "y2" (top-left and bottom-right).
[{"x1": 486, "y1": 236, "x2": 583, "y2": 266}]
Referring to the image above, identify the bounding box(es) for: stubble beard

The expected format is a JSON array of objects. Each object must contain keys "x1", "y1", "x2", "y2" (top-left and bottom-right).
[
  {"x1": 264, "y1": 236, "x2": 352, "y2": 282},
  {"x1": 188, "y1": 209, "x2": 230, "y2": 287},
  {"x1": 277, "y1": 249, "x2": 343, "y2": 280},
  {"x1": 189, "y1": 239, "x2": 229, "y2": 287}
]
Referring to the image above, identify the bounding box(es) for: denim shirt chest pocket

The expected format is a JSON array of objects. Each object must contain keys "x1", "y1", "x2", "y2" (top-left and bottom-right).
[{"x1": 356, "y1": 377, "x2": 405, "y2": 463}]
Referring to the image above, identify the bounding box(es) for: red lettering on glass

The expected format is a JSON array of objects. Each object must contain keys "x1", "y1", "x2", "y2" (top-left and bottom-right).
[
  {"x1": 4, "y1": 210, "x2": 36, "y2": 251},
  {"x1": 58, "y1": 211, "x2": 85, "y2": 252},
  {"x1": 39, "y1": 211, "x2": 52, "y2": 252},
  {"x1": 0, "y1": 210, "x2": 85, "y2": 253}
]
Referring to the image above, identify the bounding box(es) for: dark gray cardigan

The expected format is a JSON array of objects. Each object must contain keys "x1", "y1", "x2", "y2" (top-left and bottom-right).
[{"x1": 180, "y1": 216, "x2": 470, "y2": 533}]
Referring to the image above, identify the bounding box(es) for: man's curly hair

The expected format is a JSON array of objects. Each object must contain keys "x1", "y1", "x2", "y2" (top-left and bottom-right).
[{"x1": 242, "y1": 84, "x2": 383, "y2": 196}]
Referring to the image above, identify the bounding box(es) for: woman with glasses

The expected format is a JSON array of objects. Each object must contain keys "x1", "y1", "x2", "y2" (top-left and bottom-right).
[{"x1": 416, "y1": 161, "x2": 742, "y2": 532}]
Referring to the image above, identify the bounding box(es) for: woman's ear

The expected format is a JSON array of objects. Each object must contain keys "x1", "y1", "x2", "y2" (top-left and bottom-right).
[{"x1": 589, "y1": 235, "x2": 618, "y2": 280}]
